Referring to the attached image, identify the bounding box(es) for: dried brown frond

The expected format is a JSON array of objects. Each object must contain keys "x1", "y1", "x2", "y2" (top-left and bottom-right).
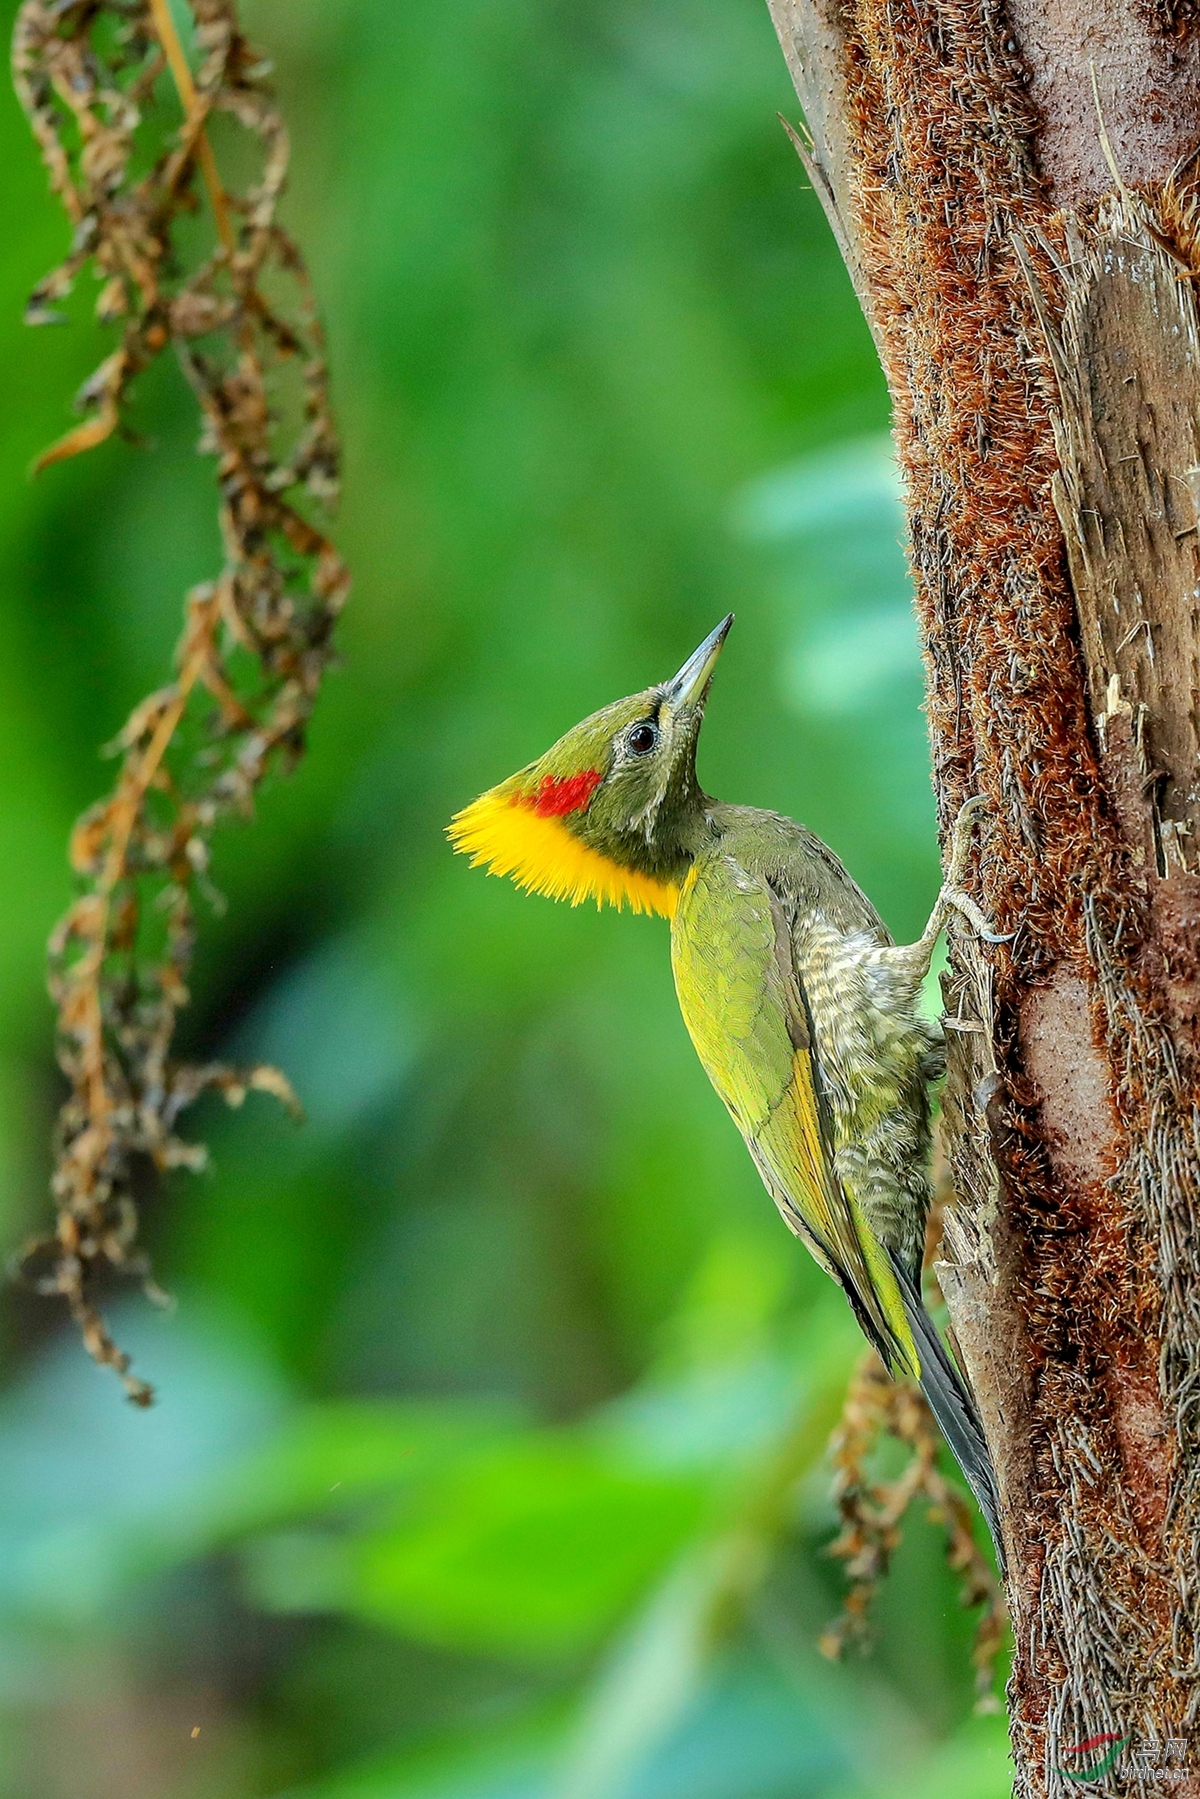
[
  {"x1": 11, "y1": 0, "x2": 348, "y2": 1402},
  {"x1": 1140, "y1": 0, "x2": 1200, "y2": 38},
  {"x1": 820, "y1": 1351, "x2": 1007, "y2": 1710}
]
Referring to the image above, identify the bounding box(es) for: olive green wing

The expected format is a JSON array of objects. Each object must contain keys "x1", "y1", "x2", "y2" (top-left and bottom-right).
[{"x1": 670, "y1": 852, "x2": 917, "y2": 1377}]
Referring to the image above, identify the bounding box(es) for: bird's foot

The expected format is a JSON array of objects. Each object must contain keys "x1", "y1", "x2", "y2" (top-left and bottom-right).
[
  {"x1": 940, "y1": 797, "x2": 1015, "y2": 944},
  {"x1": 944, "y1": 795, "x2": 988, "y2": 889},
  {"x1": 912, "y1": 795, "x2": 1016, "y2": 951},
  {"x1": 944, "y1": 886, "x2": 1016, "y2": 945}
]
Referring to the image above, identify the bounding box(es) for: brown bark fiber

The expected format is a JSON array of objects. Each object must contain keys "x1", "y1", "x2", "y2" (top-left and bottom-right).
[{"x1": 767, "y1": 1, "x2": 1200, "y2": 1793}]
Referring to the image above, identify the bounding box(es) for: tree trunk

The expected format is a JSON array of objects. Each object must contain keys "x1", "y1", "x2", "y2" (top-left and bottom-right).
[{"x1": 765, "y1": 2, "x2": 1200, "y2": 1792}]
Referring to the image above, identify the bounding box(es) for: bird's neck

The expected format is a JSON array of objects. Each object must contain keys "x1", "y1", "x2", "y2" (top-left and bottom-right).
[{"x1": 606, "y1": 790, "x2": 720, "y2": 884}]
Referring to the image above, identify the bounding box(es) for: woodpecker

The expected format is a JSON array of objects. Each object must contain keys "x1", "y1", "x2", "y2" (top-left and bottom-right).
[{"x1": 450, "y1": 616, "x2": 1002, "y2": 1555}]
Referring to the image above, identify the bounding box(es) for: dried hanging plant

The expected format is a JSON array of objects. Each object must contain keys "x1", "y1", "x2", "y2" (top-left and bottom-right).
[
  {"x1": 11, "y1": 0, "x2": 349, "y2": 1402},
  {"x1": 819, "y1": 1151, "x2": 1007, "y2": 1703},
  {"x1": 820, "y1": 1350, "x2": 1007, "y2": 1708}
]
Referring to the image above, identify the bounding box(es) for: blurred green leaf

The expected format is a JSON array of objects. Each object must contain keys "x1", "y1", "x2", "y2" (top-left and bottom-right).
[
  {"x1": 269, "y1": 1711, "x2": 560, "y2": 1799},
  {"x1": 346, "y1": 1436, "x2": 710, "y2": 1659},
  {"x1": 556, "y1": 1313, "x2": 859, "y2": 1799},
  {"x1": 202, "y1": 1398, "x2": 520, "y2": 1545},
  {"x1": 832, "y1": 1713, "x2": 1013, "y2": 1799}
]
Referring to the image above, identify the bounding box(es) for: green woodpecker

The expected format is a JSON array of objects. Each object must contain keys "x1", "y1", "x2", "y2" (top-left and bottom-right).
[{"x1": 449, "y1": 616, "x2": 1002, "y2": 1555}]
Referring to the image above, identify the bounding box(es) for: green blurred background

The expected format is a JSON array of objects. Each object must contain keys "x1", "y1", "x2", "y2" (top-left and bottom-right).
[{"x1": 0, "y1": 2, "x2": 1011, "y2": 1795}]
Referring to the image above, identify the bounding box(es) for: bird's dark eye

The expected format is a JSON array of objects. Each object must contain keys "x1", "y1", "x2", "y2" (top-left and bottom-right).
[{"x1": 627, "y1": 722, "x2": 658, "y2": 756}]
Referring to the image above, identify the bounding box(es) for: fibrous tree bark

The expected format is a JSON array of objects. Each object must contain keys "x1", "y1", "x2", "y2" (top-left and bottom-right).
[{"x1": 765, "y1": 2, "x2": 1200, "y2": 1793}]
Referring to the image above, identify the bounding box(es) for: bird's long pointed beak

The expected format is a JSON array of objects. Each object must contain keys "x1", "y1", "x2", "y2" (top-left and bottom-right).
[{"x1": 664, "y1": 614, "x2": 733, "y2": 709}]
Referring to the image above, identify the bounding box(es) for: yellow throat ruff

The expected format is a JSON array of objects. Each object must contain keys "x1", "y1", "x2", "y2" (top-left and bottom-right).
[{"x1": 448, "y1": 781, "x2": 678, "y2": 917}]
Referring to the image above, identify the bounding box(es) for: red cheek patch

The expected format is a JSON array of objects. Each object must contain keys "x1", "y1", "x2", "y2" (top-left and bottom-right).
[{"x1": 523, "y1": 769, "x2": 603, "y2": 817}]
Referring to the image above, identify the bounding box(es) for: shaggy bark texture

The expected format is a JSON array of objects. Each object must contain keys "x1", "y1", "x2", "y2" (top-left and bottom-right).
[{"x1": 766, "y1": 1, "x2": 1200, "y2": 1792}]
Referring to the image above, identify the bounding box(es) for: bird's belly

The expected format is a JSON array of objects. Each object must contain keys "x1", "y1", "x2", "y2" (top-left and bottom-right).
[{"x1": 796, "y1": 922, "x2": 936, "y2": 1269}]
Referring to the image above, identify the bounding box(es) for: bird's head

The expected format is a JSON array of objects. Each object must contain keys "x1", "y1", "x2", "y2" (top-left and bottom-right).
[{"x1": 448, "y1": 615, "x2": 731, "y2": 917}]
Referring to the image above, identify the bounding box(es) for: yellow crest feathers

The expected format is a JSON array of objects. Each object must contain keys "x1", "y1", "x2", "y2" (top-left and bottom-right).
[{"x1": 448, "y1": 786, "x2": 677, "y2": 917}]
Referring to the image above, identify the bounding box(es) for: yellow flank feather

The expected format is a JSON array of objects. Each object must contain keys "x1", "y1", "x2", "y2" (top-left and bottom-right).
[
  {"x1": 847, "y1": 1192, "x2": 921, "y2": 1379},
  {"x1": 448, "y1": 787, "x2": 678, "y2": 917}
]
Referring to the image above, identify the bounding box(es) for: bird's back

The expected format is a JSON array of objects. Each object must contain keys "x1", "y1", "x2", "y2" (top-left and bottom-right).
[{"x1": 699, "y1": 803, "x2": 890, "y2": 942}]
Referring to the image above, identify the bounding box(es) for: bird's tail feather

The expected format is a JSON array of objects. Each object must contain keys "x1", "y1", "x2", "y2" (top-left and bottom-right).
[{"x1": 887, "y1": 1257, "x2": 1005, "y2": 1572}]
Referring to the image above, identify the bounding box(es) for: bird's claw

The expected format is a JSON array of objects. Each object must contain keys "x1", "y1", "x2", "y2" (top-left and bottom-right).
[
  {"x1": 955, "y1": 795, "x2": 989, "y2": 822},
  {"x1": 946, "y1": 888, "x2": 1016, "y2": 944},
  {"x1": 945, "y1": 795, "x2": 988, "y2": 889},
  {"x1": 940, "y1": 797, "x2": 1016, "y2": 941}
]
